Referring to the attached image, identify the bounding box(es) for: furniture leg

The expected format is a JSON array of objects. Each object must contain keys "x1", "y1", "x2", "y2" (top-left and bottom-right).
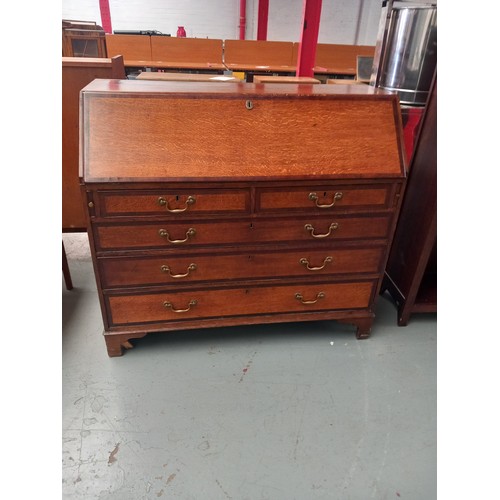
[
  {"x1": 338, "y1": 315, "x2": 374, "y2": 339},
  {"x1": 397, "y1": 306, "x2": 412, "y2": 327},
  {"x1": 354, "y1": 317, "x2": 373, "y2": 339},
  {"x1": 62, "y1": 241, "x2": 73, "y2": 290},
  {"x1": 104, "y1": 333, "x2": 147, "y2": 357}
]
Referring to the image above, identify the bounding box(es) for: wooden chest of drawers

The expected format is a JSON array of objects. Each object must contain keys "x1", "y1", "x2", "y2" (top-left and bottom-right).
[{"x1": 80, "y1": 80, "x2": 406, "y2": 356}]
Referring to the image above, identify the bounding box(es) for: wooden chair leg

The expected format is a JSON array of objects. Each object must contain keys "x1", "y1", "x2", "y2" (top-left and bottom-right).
[{"x1": 62, "y1": 241, "x2": 73, "y2": 290}]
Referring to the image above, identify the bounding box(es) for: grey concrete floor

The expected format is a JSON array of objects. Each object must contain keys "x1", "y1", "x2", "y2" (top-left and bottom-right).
[{"x1": 62, "y1": 232, "x2": 437, "y2": 500}]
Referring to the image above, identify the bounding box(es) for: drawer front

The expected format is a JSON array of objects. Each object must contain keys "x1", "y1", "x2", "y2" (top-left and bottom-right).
[
  {"x1": 257, "y1": 185, "x2": 392, "y2": 213},
  {"x1": 95, "y1": 215, "x2": 391, "y2": 250},
  {"x1": 96, "y1": 189, "x2": 250, "y2": 217},
  {"x1": 99, "y1": 246, "x2": 384, "y2": 287},
  {"x1": 107, "y1": 280, "x2": 376, "y2": 325}
]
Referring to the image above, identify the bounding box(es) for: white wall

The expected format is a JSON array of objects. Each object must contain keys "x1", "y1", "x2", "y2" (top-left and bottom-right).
[
  {"x1": 62, "y1": 0, "x2": 383, "y2": 45},
  {"x1": 267, "y1": 0, "x2": 381, "y2": 45}
]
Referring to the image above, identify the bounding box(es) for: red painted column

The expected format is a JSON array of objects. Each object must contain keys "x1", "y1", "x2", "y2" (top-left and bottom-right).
[
  {"x1": 239, "y1": 0, "x2": 246, "y2": 40},
  {"x1": 257, "y1": 0, "x2": 270, "y2": 41},
  {"x1": 99, "y1": 0, "x2": 113, "y2": 34},
  {"x1": 296, "y1": 0, "x2": 322, "y2": 77}
]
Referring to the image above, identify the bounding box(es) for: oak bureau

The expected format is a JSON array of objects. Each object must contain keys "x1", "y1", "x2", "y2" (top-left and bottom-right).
[{"x1": 79, "y1": 79, "x2": 406, "y2": 357}]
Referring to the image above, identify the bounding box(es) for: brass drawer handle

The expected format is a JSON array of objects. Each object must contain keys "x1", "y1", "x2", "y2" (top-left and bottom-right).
[
  {"x1": 158, "y1": 195, "x2": 196, "y2": 213},
  {"x1": 304, "y1": 222, "x2": 339, "y2": 238},
  {"x1": 160, "y1": 263, "x2": 197, "y2": 278},
  {"x1": 158, "y1": 228, "x2": 196, "y2": 244},
  {"x1": 300, "y1": 256, "x2": 333, "y2": 271},
  {"x1": 309, "y1": 191, "x2": 343, "y2": 208},
  {"x1": 295, "y1": 292, "x2": 325, "y2": 305},
  {"x1": 163, "y1": 299, "x2": 197, "y2": 313}
]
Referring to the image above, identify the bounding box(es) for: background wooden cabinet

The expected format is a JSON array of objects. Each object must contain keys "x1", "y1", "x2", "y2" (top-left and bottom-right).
[
  {"x1": 62, "y1": 20, "x2": 107, "y2": 58},
  {"x1": 382, "y1": 74, "x2": 437, "y2": 325},
  {"x1": 62, "y1": 56, "x2": 125, "y2": 231}
]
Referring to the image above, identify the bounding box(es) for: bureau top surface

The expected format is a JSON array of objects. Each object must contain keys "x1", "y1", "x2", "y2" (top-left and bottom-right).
[{"x1": 81, "y1": 79, "x2": 406, "y2": 182}]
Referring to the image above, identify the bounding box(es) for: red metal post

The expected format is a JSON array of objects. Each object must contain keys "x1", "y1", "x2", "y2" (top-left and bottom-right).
[
  {"x1": 257, "y1": 0, "x2": 270, "y2": 41},
  {"x1": 99, "y1": 0, "x2": 113, "y2": 34},
  {"x1": 296, "y1": 0, "x2": 323, "y2": 77},
  {"x1": 239, "y1": 0, "x2": 247, "y2": 40}
]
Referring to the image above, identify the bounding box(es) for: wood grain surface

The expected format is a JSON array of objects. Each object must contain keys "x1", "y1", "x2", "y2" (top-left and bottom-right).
[
  {"x1": 107, "y1": 280, "x2": 375, "y2": 325},
  {"x1": 81, "y1": 81, "x2": 403, "y2": 181}
]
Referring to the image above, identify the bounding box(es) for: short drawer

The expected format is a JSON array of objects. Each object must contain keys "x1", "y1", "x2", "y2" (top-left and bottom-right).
[
  {"x1": 94, "y1": 215, "x2": 391, "y2": 250},
  {"x1": 98, "y1": 246, "x2": 384, "y2": 287},
  {"x1": 95, "y1": 189, "x2": 250, "y2": 217},
  {"x1": 106, "y1": 280, "x2": 376, "y2": 325},
  {"x1": 256, "y1": 185, "x2": 392, "y2": 213}
]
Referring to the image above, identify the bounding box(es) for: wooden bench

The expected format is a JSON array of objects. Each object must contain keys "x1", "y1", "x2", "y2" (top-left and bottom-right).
[
  {"x1": 136, "y1": 72, "x2": 238, "y2": 82},
  {"x1": 253, "y1": 75, "x2": 320, "y2": 84},
  {"x1": 149, "y1": 36, "x2": 225, "y2": 71},
  {"x1": 310, "y1": 43, "x2": 375, "y2": 76},
  {"x1": 105, "y1": 34, "x2": 152, "y2": 67},
  {"x1": 103, "y1": 35, "x2": 374, "y2": 80},
  {"x1": 327, "y1": 78, "x2": 365, "y2": 84},
  {"x1": 223, "y1": 39, "x2": 296, "y2": 79},
  {"x1": 62, "y1": 55, "x2": 126, "y2": 231}
]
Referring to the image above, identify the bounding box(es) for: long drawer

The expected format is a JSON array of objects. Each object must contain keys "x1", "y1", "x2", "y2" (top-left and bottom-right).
[
  {"x1": 98, "y1": 246, "x2": 384, "y2": 287},
  {"x1": 94, "y1": 215, "x2": 391, "y2": 250},
  {"x1": 106, "y1": 280, "x2": 376, "y2": 326}
]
